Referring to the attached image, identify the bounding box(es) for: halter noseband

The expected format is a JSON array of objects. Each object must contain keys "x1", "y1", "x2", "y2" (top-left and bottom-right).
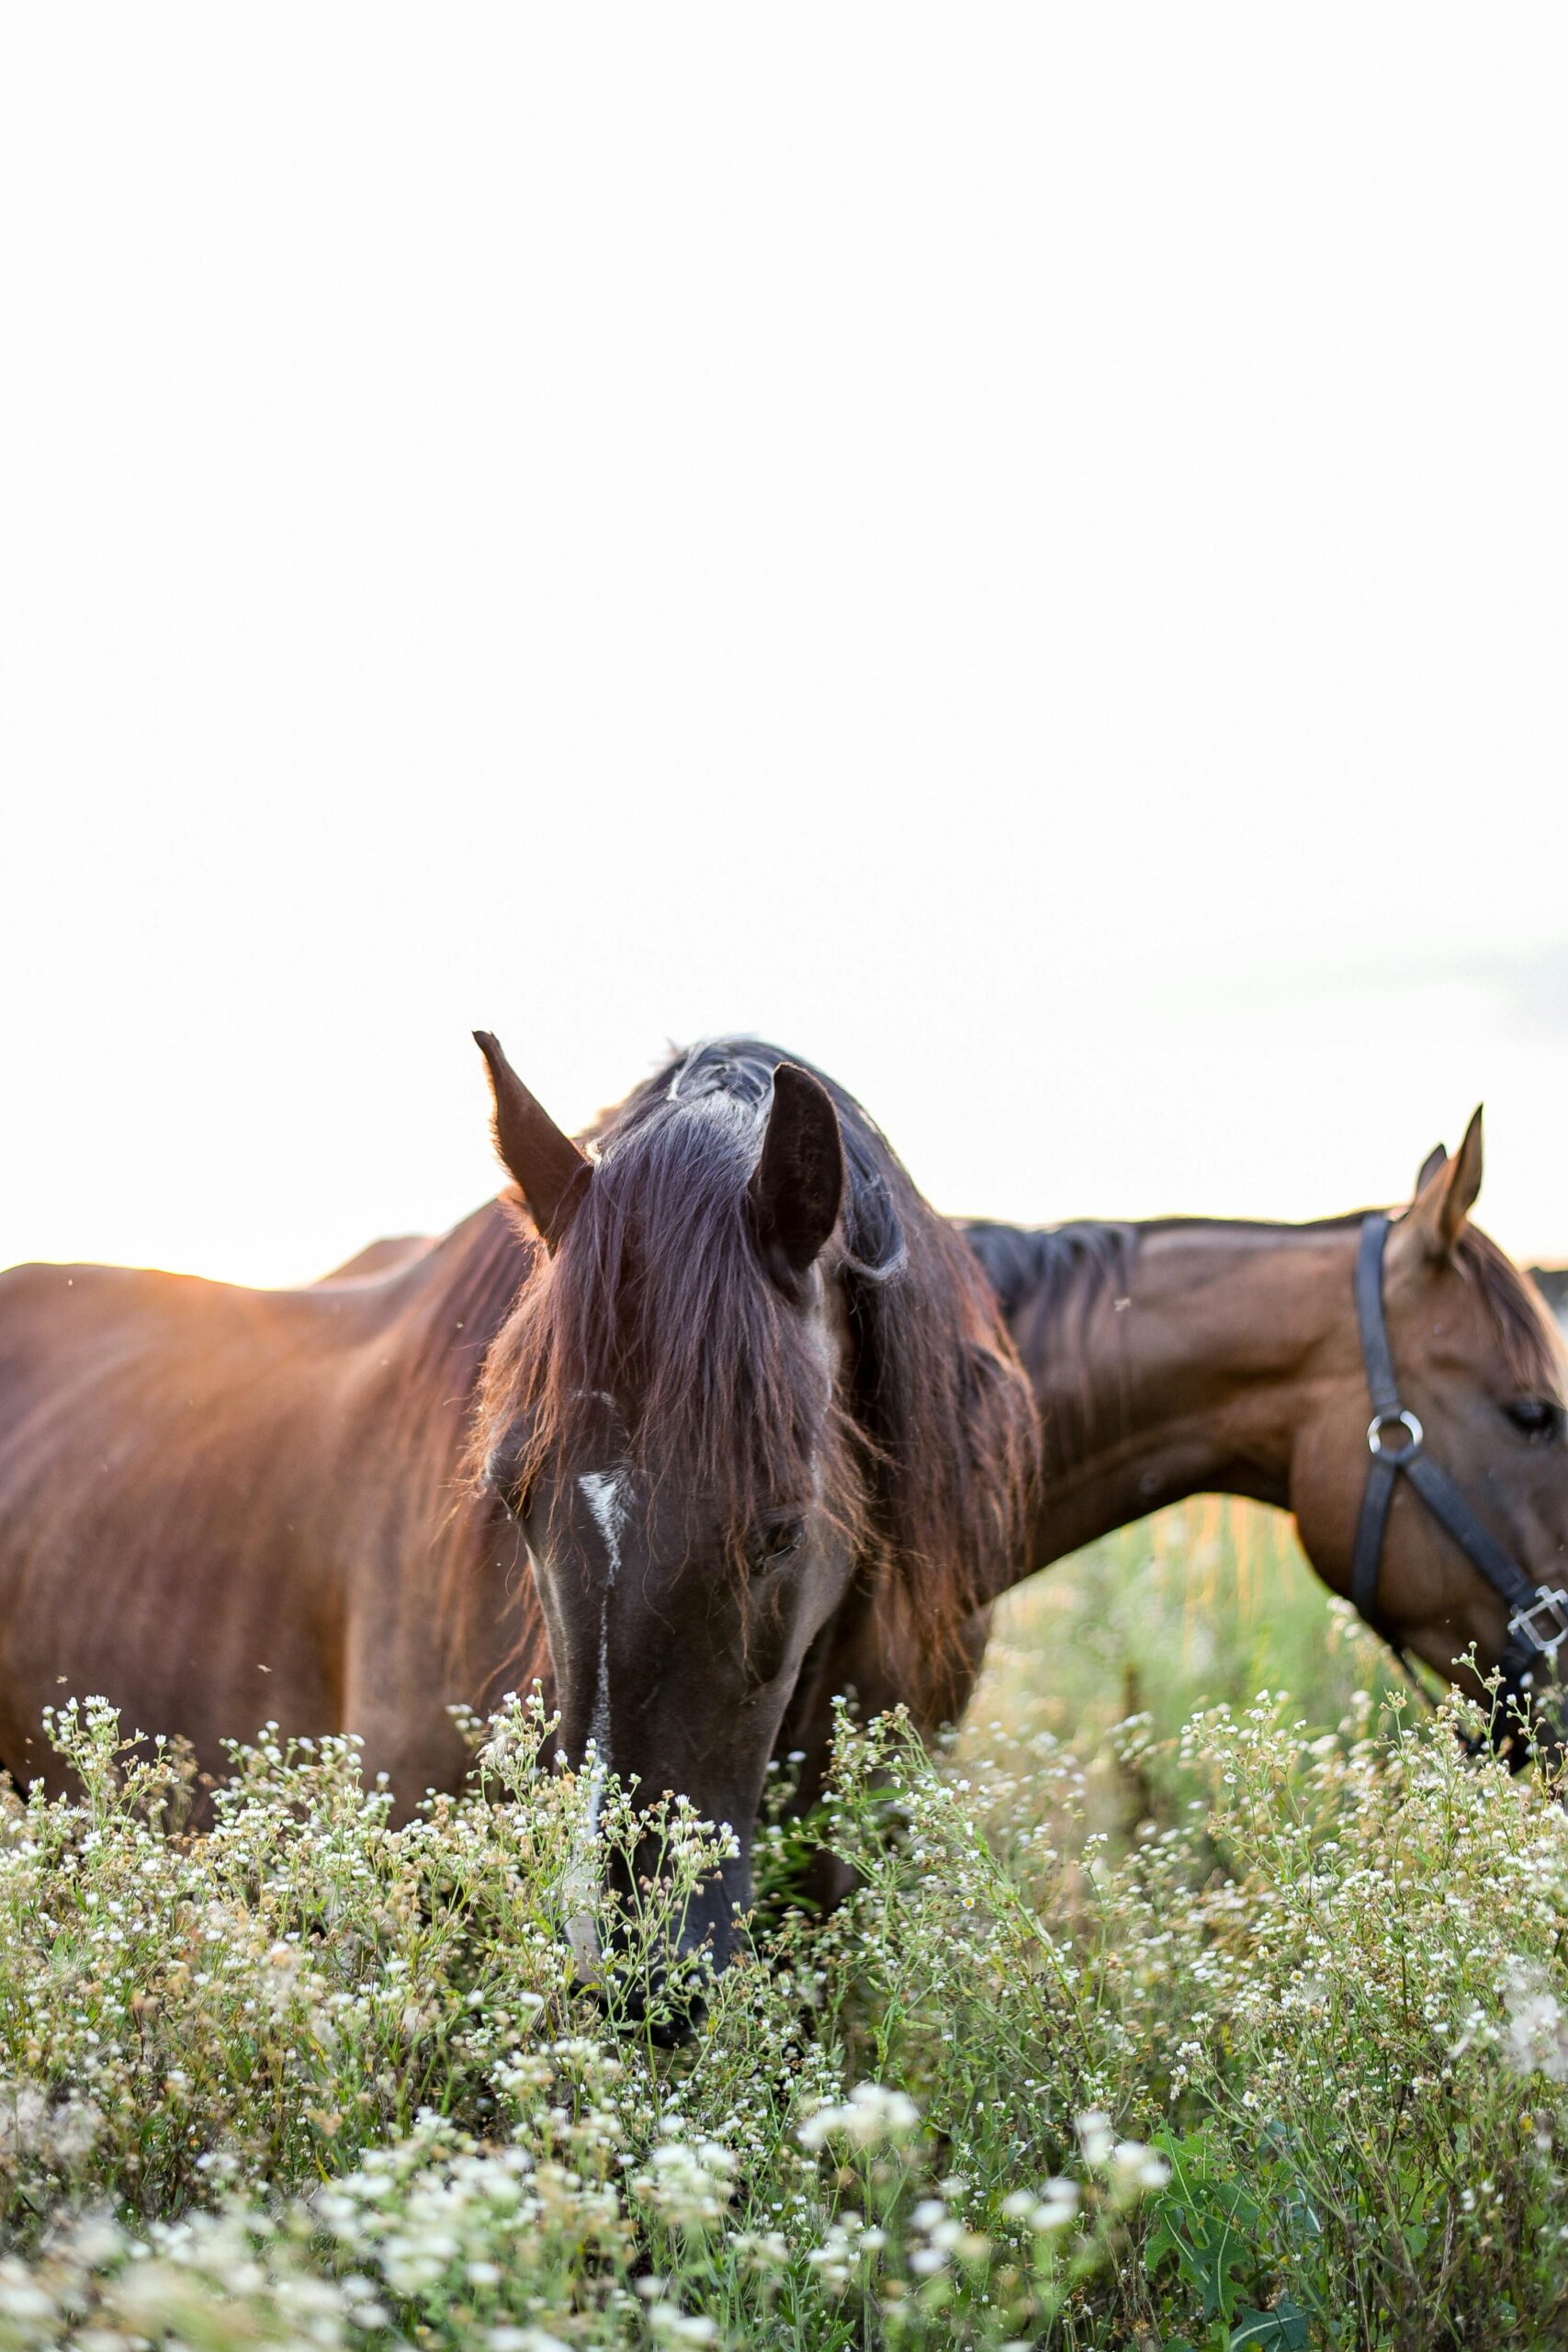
[{"x1": 1350, "y1": 1211, "x2": 1568, "y2": 1753}]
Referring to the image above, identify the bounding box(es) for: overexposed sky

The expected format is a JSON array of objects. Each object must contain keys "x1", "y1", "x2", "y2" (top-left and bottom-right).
[{"x1": 3, "y1": 8, "x2": 1566, "y2": 1287}]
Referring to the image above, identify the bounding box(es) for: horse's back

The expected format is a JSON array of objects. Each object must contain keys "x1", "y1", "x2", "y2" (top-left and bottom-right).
[
  {"x1": 0, "y1": 1229, "x2": 518, "y2": 1798},
  {"x1": 317, "y1": 1235, "x2": 433, "y2": 1284},
  {"x1": 0, "y1": 1253, "x2": 392, "y2": 1465}
]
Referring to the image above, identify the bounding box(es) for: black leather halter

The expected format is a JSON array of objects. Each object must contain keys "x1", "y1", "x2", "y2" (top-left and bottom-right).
[{"x1": 1350, "y1": 1211, "x2": 1568, "y2": 1752}]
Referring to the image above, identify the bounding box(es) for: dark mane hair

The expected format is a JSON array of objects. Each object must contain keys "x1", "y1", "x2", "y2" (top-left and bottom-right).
[
  {"x1": 963, "y1": 1217, "x2": 1135, "y2": 1474},
  {"x1": 473, "y1": 1041, "x2": 1039, "y2": 1643},
  {"x1": 1456, "y1": 1226, "x2": 1564, "y2": 1395},
  {"x1": 963, "y1": 1217, "x2": 1134, "y2": 1333}
]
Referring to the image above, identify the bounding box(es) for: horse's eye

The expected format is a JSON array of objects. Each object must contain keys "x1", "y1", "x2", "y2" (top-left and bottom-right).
[
  {"x1": 749, "y1": 1518, "x2": 805, "y2": 1571},
  {"x1": 484, "y1": 1452, "x2": 532, "y2": 1517},
  {"x1": 1503, "y1": 1397, "x2": 1565, "y2": 1443}
]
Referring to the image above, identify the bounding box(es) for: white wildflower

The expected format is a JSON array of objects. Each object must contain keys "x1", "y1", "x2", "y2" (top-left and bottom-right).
[
  {"x1": 798, "y1": 2080, "x2": 920, "y2": 2151},
  {"x1": 1111, "y1": 2140, "x2": 1171, "y2": 2193},
  {"x1": 1029, "y1": 2178, "x2": 1080, "y2": 2231},
  {"x1": 637, "y1": 2139, "x2": 737, "y2": 2228},
  {"x1": 1502, "y1": 1960, "x2": 1568, "y2": 2084}
]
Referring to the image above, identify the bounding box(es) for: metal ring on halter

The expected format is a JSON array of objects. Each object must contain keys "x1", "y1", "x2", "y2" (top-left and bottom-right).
[{"x1": 1367, "y1": 1408, "x2": 1423, "y2": 1460}]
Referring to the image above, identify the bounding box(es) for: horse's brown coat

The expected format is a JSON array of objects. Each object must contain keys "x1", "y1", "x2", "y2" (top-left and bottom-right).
[{"x1": 0, "y1": 1204, "x2": 536, "y2": 1804}]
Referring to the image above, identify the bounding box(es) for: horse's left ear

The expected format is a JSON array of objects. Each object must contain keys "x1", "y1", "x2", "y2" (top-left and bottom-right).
[
  {"x1": 1402, "y1": 1106, "x2": 1483, "y2": 1261},
  {"x1": 473, "y1": 1031, "x2": 592, "y2": 1248},
  {"x1": 1415, "y1": 1142, "x2": 1448, "y2": 1194},
  {"x1": 749, "y1": 1062, "x2": 845, "y2": 1287}
]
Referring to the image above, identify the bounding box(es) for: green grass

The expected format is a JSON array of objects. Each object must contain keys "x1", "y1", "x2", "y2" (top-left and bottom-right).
[
  {"x1": 959, "y1": 1500, "x2": 1411, "y2": 1838},
  {"x1": 0, "y1": 1507, "x2": 1563, "y2": 2351}
]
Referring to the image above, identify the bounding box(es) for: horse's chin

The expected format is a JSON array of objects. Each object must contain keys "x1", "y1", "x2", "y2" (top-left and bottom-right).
[{"x1": 563, "y1": 1862, "x2": 739, "y2": 2041}]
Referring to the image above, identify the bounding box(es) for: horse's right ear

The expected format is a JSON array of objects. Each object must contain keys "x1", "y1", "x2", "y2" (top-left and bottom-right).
[
  {"x1": 473, "y1": 1032, "x2": 591, "y2": 1248},
  {"x1": 748, "y1": 1061, "x2": 845, "y2": 1290}
]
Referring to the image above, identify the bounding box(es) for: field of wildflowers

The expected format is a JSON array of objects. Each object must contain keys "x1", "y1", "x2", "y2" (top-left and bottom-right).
[{"x1": 2, "y1": 1505, "x2": 1566, "y2": 2350}]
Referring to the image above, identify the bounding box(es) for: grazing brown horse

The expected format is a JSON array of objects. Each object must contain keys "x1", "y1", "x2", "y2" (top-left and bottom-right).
[
  {"x1": 959, "y1": 1113, "x2": 1568, "y2": 1750},
  {"x1": 0, "y1": 1037, "x2": 1035, "y2": 1978}
]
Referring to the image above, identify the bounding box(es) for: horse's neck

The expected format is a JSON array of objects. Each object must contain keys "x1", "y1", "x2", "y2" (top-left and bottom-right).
[
  {"x1": 344, "y1": 1200, "x2": 532, "y2": 1453},
  {"x1": 971, "y1": 1216, "x2": 1354, "y2": 1584},
  {"x1": 395, "y1": 1200, "x2": 530, "y2": 1352},
  {"x1": 346, "y1": 1197, "x2": 538, "y2": 1664}
]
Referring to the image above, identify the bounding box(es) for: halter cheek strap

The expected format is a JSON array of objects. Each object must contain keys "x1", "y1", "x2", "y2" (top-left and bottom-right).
[
  {"x1": 1350, "y1": 1213, "x2": 1568, "y2": 1739},
  {"x1": 1349, "y1": 1212, "x2": 1568, "y2": 1749}
]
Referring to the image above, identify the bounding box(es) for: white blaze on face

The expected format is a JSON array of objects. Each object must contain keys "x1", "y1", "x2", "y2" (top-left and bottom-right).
[
  {"x1": 577, "y1": 1468, "x2": 626, "y2": 1786},
  {"x1": 564, "y1": 1466, "x2": 627, "y2": 1975},
  {"x1": 579, "y1": 1468, "x2": 626, "y2": 1568}
]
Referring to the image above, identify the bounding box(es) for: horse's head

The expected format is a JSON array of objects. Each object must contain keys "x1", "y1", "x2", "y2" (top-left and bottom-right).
[
  {"x1": 1291, "y1": 1111, "x2": 1568, "y2": 1753},
  {"x1": 471, "y1": 1035, "x2": 866, "y2": 2008}
]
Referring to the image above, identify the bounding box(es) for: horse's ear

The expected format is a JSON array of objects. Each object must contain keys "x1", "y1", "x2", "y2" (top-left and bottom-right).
[
  {"x1": 748, "y1": 1062, "x2": 845, "y2": 1287},
  {"x1": 473, "y1": 1031, "x2": 591, "y2": 1248},
  {"x1": 1415, "y1": 1142, "x2": 1448, "y2": 1195},
  {"x1": 1402, "y1": 1107, "x2": 1483, "y2": 1262}
]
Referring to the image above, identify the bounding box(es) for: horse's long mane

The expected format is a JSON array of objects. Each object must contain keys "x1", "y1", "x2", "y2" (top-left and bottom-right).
[
  {"x1": 963, "y1": 1217, "x2": 1134, "y2": 1338},
  {"x1": 963, "y1": 1218, "x2": 1135, "y2": 1474},
  {"x1": 473, "y1": 1041, "x2": 1039, "y2": 1641}
]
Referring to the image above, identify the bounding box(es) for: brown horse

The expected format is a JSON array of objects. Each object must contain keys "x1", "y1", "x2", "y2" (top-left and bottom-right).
[
  {"x1": 0, "y1": 1036, "x2": 1035, "y2": 1979},
  {"x1": 957, "y1": 1113, "x2": 1568, "y2": 1747}
]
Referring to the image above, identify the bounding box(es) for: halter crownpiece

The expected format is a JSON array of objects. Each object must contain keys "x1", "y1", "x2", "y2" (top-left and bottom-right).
[{"x1": 1349, "y1": 1210, "x2": 1568, "y2": 1750}]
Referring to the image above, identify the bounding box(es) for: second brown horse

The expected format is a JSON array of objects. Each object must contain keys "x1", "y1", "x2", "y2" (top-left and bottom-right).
[{"x1": 953, "y1": 1112, "x2": 1568, "y2": 1745}]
